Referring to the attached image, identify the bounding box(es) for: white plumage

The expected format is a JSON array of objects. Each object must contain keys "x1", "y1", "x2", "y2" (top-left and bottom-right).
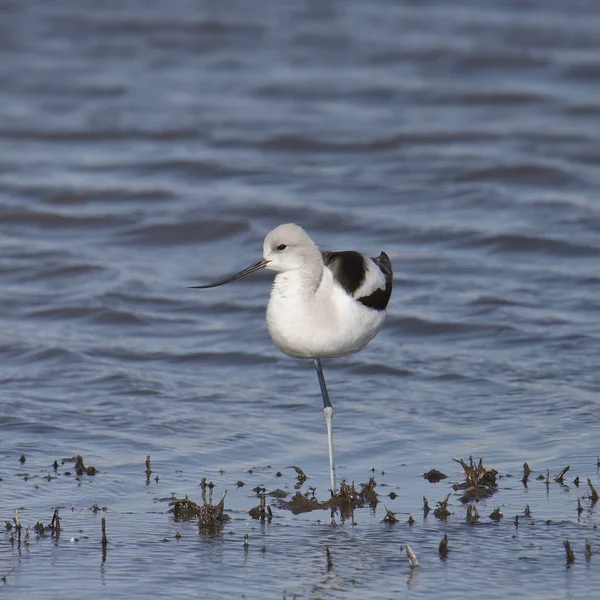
[{"x1": 191, "y1": 223, "x2": 393, "y2": 495}]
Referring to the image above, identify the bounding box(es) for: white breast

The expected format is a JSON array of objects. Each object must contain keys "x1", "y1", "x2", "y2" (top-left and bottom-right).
[{"x1": 266, "y1": 267, "x2": 386, "y2": 359}]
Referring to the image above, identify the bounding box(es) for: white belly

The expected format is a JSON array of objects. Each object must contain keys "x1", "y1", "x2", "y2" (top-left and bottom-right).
[{"x1": 265, "y1": 269, "x2": 386, "y2": 359}]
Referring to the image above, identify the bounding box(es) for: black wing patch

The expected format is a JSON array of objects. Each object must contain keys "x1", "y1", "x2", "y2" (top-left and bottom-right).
[
  {"x1": 321, "y1": 250, "x2": 393, "y2": 311},
  {"x1": 360, "y1": 251, "x2": 393, "y2": 310}
]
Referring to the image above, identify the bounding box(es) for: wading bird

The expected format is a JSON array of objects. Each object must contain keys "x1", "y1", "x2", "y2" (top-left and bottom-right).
[{"x1": 191, "y1": 223, "x2": 392, "y2": 494}]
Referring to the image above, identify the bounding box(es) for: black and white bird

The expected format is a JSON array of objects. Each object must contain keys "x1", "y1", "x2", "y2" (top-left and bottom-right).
[{"x1": 191, "y1": 223, "x2": 393, "y2": 494}]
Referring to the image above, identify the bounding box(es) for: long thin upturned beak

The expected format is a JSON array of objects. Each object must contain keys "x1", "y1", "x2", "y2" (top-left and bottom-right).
[{"x1": 189, "y1": 258, "x2": 269, "y2": 289}]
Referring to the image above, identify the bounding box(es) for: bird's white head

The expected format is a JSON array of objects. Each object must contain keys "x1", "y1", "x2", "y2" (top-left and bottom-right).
[
  {"x1": 189, "y1": 223, "x2": 322, "y2": 290},
  {"x1": 263, "y1": 223, "x2": 322, "y2": 273}
]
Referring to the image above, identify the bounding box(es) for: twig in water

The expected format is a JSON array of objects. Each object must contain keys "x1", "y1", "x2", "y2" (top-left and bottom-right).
[
  {"x1": 587, "y1": 478, "x2": 599, "y2": 504},
  {"x1": 145, "y1": 455, "x2": 152, "y2": 485},
  {"x1": 382, "y1": 508, "x2": 399, "y2": 524},
  {"x1": 286, "y1": 465, "x2": 307, "y2": 487},
  {"x1": 439, "y1": 534, "x2": 449, "y2": 558},
  {"x1": 564, "y1": 540, "x2": 575, "y2": 565},
  {"x1": 433, "y1": 494, "x2": 452, "y2": 521},
  {"x1": 101, "y1": 518, "x2": 107, "y2": 547},
  {"x1": 50, "y1": 508, "x2": 61, "y2": 539},
  {"x1": 522, "y1": 462, "x2": 531, "y2": 486},
  {"x1": 405, "y1": 544, "x2": 419, "y2": 568},
  {"x1": 423, "y1": 496, "x2": 430, "y2": 517},
  {"x1": 555, "y1": 466, "x2": 570, "y2": 484}
]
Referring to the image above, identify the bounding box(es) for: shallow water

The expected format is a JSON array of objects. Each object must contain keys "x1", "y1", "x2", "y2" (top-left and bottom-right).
[{"x1": 1, "y1": 0, "x2": 600, "y2": 598}]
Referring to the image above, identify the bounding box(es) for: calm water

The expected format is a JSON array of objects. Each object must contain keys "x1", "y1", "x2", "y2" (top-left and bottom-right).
[{"x1": 1, "y1": 0, "x2": 600, "y2": 598}]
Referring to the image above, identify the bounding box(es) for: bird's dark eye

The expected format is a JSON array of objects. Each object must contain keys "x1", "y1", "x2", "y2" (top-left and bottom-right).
[{"x1": 277, "y1": 244, "x2": 287, "y2": 251}]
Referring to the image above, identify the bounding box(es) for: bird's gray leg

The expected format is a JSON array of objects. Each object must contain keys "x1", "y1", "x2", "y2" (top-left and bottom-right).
[{"x1": 313, "y1": 358, "x2": 336, "y2": 495}]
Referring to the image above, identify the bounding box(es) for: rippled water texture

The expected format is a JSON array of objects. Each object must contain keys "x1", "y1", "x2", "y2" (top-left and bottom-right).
[{"x1": 1, "y1": 0, "x2": 600, "y2": 598}]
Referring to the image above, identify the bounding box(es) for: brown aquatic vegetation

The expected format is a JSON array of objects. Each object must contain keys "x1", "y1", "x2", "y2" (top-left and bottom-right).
[
  {"x1": 145, "y1": 455, "x2": 152, "y2": 486},
  {"x1": 453, "y1": 456, "x2": 498, "y2": 503},
  {"x1": 275, "y1": 477, "x2": 380, "y2": 519},
  {"x1": 168, "y1": 481, "x2": 229, "y2": 534},
  {"x1": 169, "y1": 496, "x2": 201, "y2": 520},
  {"x1": 287, "y1": 465, "x2": 307, "y2": 488},
  {"x1": 423, "y1": 496, "x2": 431, "y2": 517},
  {"x1": 329, "y1": 477, "x2": 379, "y2": 518},
  {"x1": 329, "y1": 480, "x2": 360, "y2": 521},
  {"x1": 101, "y1": 517, "x2": 108, "y2": 562},
  {"x1": 50, "y1": 509, "x2": 61, "y2": 538},
  {"x1": 358, "y1": 477, "x2": 378, "y2": 509},
  {"x1": 326, "y1": 547, "x2": 333, "y2": 571},
  {"x1": 249, "y1": 493, "x2": 273, "y2": 523},
  {"x1": 382, "y1": 508, "x2": 399, "y2": 524},
  {"x1": 522, "y1": 462, "x2": 531, "y2": 486},
  {"x1": 277, "y1": 491, "x2": 328, "y2": 515},
  {"x1": 564, "y1": 540, "x2": 575, "y2": 565},
  {"x1": 439, "y1": 534, "x2": 449, "y2": 558},
  {"x1": 199, "y1": 491, "x2": 229, "y2": 535},
  {"x1": 423, "y1": 469, "x2": 448, "y2": 483},
  {"x1": 489, "y1": 508, "x2": 503, "y2": 521},
  {"x1": 554, "y1": 465, "x2": 570, "y2": 484},
  {"x1": 61, "y1": 455, "x2": 97, "y2": 476},
  {"x1": 587, "y1": 478, "x2": 599, "y2": 505},
  {"x1": 433, "y1": 494, "x2": 452, "y2": 521},
  {"x1": 466, "y1": 503, "x2": 479, "y2": 524}
]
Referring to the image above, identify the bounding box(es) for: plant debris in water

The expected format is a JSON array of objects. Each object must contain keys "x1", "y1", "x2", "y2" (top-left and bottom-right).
[
  {"x1": 489, "y1": 507, "x2": 503, "y2": 521},
  {"x1": 423, "y1": 496, "x2": 431, "y2": 517},
  {"x1": 587, "y1": 478, "x2": 599, "y2": 505},
  {"x1": 564, "y1": 540, "x2": 575, "y2": 565},
  {"x1": 61, "y1": 455, "x2": 97, "y2": 476},
  {"x1": 249, "y1": 493, "x2": 273, "y2": 522},
  {"x1": 522, "y1": 462, "x2": 531, "y2": 486},
  {"x1": 328, "y1": 480, "x2": 360, "y2": 521},
  {"x1": 423, "y1": 469, "x2": 448, "y2": 483},
  {"x1": 169, "y1": 496, "x2": 201, "y2": 520},
  {"x1": 198, "y1": 486, "x2": 229, "y2": 535},
  {"x1": 274, "y1": 476, "x2": 380, "y2": 519},
  {"x1": 287, "y1": 465, "x2": 307, "y2": 488},
  {"x1": 453, "y1": 456, "x2": 498, "y2": 503},
  {"x1": 358, "y1": 477, "x2": 378, "y2": 509},
  {"x1": 169, "y1": 481, "x2": 229, "y2": 534},
  {"x1": 555, "y1": 465, "x2": 570, "y2": 484},
  {"x1": 466, "y1": 503, "x2": 479, "y2": 524},
  {"x1": 382, "y1": 508, "x2": 399, "y2": 524},
  {"x1": 276, "y1": 491, "x2": 328, "y2": 515},
  {"x1": 439, "y1": 534, "x2": 449, "y2": 558},
  {"x1": 433, "y1": 494, "x2": 452, "y2": 521}
]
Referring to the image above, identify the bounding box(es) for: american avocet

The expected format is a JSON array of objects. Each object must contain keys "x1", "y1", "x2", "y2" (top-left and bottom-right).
[{"x1": 191, "y1": 223, "x2": 393, "y2": 495}]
